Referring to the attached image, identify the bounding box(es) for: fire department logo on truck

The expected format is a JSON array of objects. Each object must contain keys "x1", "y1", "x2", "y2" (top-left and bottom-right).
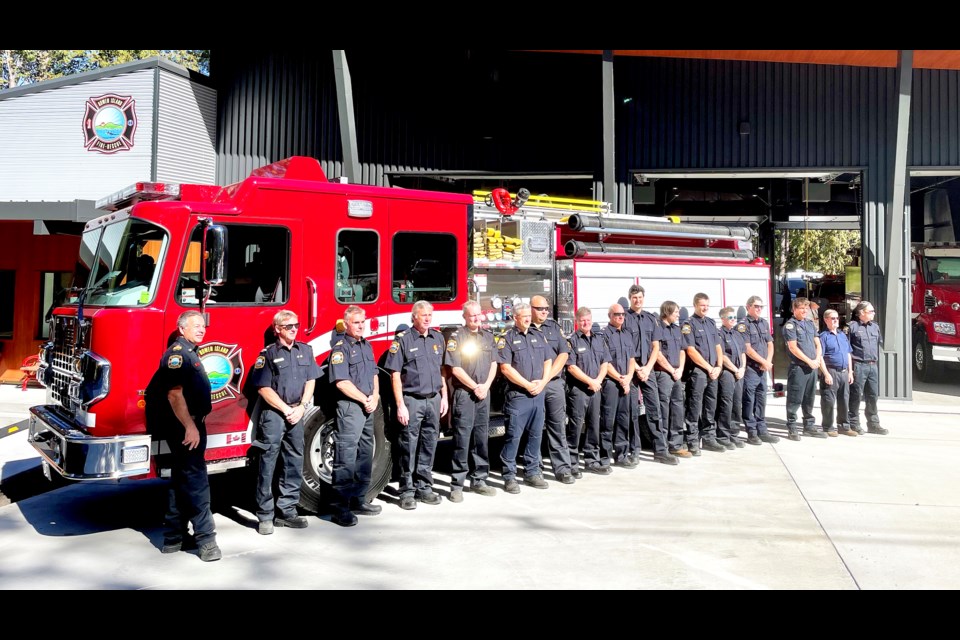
[
  {"x1": 82, "y1": 94, "x2": 137, "y2": 154},
  {"x1": 197, "y1": 342, "x2": 244, "y2": 403}
]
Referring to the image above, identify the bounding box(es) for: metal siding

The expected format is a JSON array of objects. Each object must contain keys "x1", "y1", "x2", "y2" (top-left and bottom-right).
[
  {"x1": 0, "y1": 69, "x2": 154, "y2": 201},
  {"x1": 156, "y1": 70, "x2": 217, "y2": 185},
  {"x1": 911, "y1": 68, "x2": 960, "y2": 167}
]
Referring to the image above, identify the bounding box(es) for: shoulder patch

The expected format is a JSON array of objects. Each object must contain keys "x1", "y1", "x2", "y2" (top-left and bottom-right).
[
  {"x1": 167, "y1": 355, "x2": 182, "y2": 369},
  {"x1": 737, "y1": 323, "x2": 747, "y2": 333},
  {"x1": 785, "y1": 322, "x2": 794, "y2": 330},
  {"x1": 843, "y1": 326, "x2": 850, "y2": 334},
  {"x1": 172, "y1": 344, "x2": 183, "y2": 351},
  {"x1": 389, "y1": 341, "x2": 400, "y2": 354},
  {"x1": 433, "y1": 343, "x2": 439, "y2": 354},
  {"x1": 254, "y1": 355, "x2": 266, "y2": 369},
  {"x1": 681, "y1": 324, "x2": 692, "y2": 335},
  {"x1": 497, "y1": 337, "x2": 506, "y2": 349},
  {"x1": 447, "y1": 339, "x2": 458, "y2": 352},
  {"x1": 331, "y1": 351, "x2": 344, "y2": 365}
]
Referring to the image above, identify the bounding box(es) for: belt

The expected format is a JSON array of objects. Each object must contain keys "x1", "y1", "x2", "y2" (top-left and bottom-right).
[
  {"x1": 855, "y1": 360, "x2": 877, "y2": 364},
  {"x1": 405, "y1": 392, "x2": 438, "y2": 400},
  {"x1": 826, "y1": 366, "x2": 847, "y2": 372}
]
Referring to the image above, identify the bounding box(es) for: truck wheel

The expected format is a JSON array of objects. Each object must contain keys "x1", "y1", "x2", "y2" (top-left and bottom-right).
[
  {"x1": 913, "y1": 335, "x2": 937, "y2": 382},
  {"x1": 299, "y1": 403, "x2": 392, "y2": 513}
]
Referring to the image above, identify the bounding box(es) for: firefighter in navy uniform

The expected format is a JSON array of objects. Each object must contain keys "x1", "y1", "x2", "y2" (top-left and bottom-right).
[
  {"x1": 783, "y1": 297, "x2": 826, "y2": 440},
  {"x1": 444, "y1": 301, "x2": 498, "y2": 501},
  {"x1": 847, "y1": 301, "x2": 888, "y2": 435},
  {"x1": 385, "y1": 300, "x2": 448, "y2": 511},
  {"x1": 626, "y1": 284, "x2": 672, "y2": 464},
  {"x1": 601, "y1": 303, "x2": 637, "y2": 470},
  {"x1": 654, "y1": 301, "x2": 688, "y2": 461},
  {"x1": 145, "y1": 310, "x2": 221, "y2": 562},
  {"x1": 530, "y1": 295, "x2": 573, "y2": 484},
  {"x1": 741, "y1": 296, "x2": 780, "y2": 445},
  {"x1": 717, "y1": 307, "x2": 747, "y2": 448},
  {"x1": 565, "y1": 307, "x2": 610, "y2": 479},
  {"x1": 250, "y1": 310, "x2": 321, "y2": 534},
  {"x1": 328, "y1": 305, "x2": 382, "y2": 527},
  {"x1": 497, "y1": 302, "x2": 552, "y2": 493},
  {"x1": 681, "y1": 293, "x2": 726, "y2": 455}
]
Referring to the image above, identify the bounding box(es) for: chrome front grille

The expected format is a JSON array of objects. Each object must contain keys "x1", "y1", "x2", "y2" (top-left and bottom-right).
[{"x1": 46, "y1": 316, "x2": 91, "y2": 406}]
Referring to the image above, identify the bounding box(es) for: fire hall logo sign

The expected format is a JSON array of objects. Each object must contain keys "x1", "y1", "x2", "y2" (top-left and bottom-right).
[
  {"x1": 82, "y1": 94, "x2": 137, "y2": 154},
  {"x1": 197, "y1": 342, "x2": 244, "y2": 403}
]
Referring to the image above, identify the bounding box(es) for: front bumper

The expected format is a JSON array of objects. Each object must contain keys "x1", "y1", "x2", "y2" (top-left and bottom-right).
[
  {"x1": 931, "y1": 345, "x2": 960, "y2": 363},
  {"x1": 28, "y1": 405, "x2": 152, "y2": 480}
]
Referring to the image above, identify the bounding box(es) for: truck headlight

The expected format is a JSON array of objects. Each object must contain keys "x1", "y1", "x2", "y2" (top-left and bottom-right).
[{"x1": 933, "y1": 322, "x2": 957, "y2": 335}]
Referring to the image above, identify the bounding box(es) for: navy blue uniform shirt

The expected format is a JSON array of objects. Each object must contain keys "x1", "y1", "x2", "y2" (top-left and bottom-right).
[
  {"x1": 819, "y1": 329, "x2": 852, "y2": 370},
  {"x1": 632, "y1": 309, "x2": 663, "y2": 363},
  {"x1": 682, "y1": 314, "x2": 721, "y2": 366},
  {"x1": 566, "y1": 329, "x2": 611, "y2": 380},
  {"x1": 384, "y1": 328, "x2": 446, "y2": 395},
  {"x1": 847, "y1": 320, "x2": 883, "y2": 362},
  {"x1": 659, "y1": 321, "x2": 684, "y2": 369},
  {"x1": 744, "y1": 316, "x2": 772, "y2": 370},
  {"x1": 329, "y1": 334, "x2": 377, "y2": 396},
  {"x1": 783, "y1": 317, "x2": 818, "y2": 363},
  {"x1": 602, "y1": 323, "x2": 637, "y2": 374},
  {"x1": 532, "y1": 319, "x2": 570, "y2": 379},
  {"x1": 496, "y1": 327, "x2": 549, "y2": 389},
  {"x1": 444, "y1": 328, "x2": 496, "y2": 387},
  {"x1": 251, "y1": 341, "x2": 321, "y2": 404},
  {"x1": 722, "y1": 324, "x2": 747, "y2": 367},
  {"x1": 145, "y1": 336, "x2": 212, "y2": 428}
]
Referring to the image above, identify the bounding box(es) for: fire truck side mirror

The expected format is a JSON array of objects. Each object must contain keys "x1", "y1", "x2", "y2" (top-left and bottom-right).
[{"x1": 203, "y1": 224, "x2": 228, "y2": 286}]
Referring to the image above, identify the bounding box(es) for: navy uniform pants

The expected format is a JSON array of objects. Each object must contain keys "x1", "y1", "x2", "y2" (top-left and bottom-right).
[
  {"x1": 820, "y1": 366, "x2": 850, "y2": 432},
  {"x1": 601, "y1": 378, "x2": 631, "y2": 464},
  {"x1": 654, "y1": 370, "x2": 685, "y2": 451},
  {"x1": 567, "y1": 384, "x2": 600, "y2": 472},
  {"x1": 684, "y1": 368, "x2": 718, "y2": 445},
  {"x1": 450, "y1": 387, "x2": 491, "y2": 488},
  {"x1": 164, "y1": 418, "x2": 216, "y2": 546},
  {"x1": 501, "y1": 389, "x2": 545, "y2": 481},
  {"x1": 786, "y1": 362, "x2": 817, "y2": 432},
  {"x1": 716, "y1": 370, "x2": 742, "y2": 443},
  {"x1": 638, "y1": 376, "x2": 669, "y2": 455},
  {"x1": 849, "y1": 362, "x2": 881, "y2": 430},
  {"x1": 741, "y1": 366, "x2": 770, "y2": 436},
  {"x1": 399, "y1": 394, "x2": 440, "y2": 499},
  {"x1": 542, "y1": 377, "x2": 573, "y2": 476},
  {"x1": 333, "y1": 399, "x2": 374, "y2": 502},
  {"x1": 255, "y1": 409, "x2": 305, "y2": 521}
]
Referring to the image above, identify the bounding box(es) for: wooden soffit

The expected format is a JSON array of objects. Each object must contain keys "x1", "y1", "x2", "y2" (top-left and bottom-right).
[{"x1": 536, "y1": 50, "x2": 960, "y2": 70}]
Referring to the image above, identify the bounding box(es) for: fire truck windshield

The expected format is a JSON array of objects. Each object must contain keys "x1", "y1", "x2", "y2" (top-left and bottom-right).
[{"x1": 70, "y1": 218, "x2": 168, "y2": 307}]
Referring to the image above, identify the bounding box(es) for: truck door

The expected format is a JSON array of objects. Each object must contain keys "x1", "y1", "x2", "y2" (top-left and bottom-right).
[{"x1": 171, "y1": 219, "x2": 301, "y2": 458}]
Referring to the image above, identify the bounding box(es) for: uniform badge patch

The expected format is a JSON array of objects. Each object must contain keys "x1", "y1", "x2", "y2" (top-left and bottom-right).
[
  {"x1": 497, "y1": 337, "x2": 506, "y2": 349},
  {"x1": 389, "y1": 341, "x2": 400, "y2": 354},
  {"x1": 331, "y1": 351, "x2": 344, "y2": 365},
  {"x1": 172, "y1": 344, "x2": 183, "y2": 351},
  {"x1": 447, "y1": 339, "x2": 458, "y2": 352},
  {"x1": 785, "y1": 323, "x2": 794, "y2": 330},
  {"x1": 681, "y1": 324, "x2": 692, "y2": 335},
  {"x1": 254, "y1": 355, "x2": 266, "y2": 369},
  {"x1": 433, "y1": 344, "x2": 439, "y2": 354},
  {"x1": 737, "y1": 324, "x2": 747, "y2": 333},
  {"x1": 168, "y1": 355, "x2": 182, "y2": 369}
]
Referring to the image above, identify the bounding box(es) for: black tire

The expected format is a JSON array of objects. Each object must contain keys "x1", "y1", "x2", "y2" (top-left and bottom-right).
[
  {"x1": 299, "y1": 402, "x2": 391, "y2": 513},
  {"x1": 913, "y1": 333, "x2": 938, "y2": 382}
]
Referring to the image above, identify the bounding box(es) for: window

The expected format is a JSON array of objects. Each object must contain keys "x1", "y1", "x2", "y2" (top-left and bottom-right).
[
  {"x1": 392, "y1": 232, "x2": 456, "y2": 303},
  {"x1": 37, "y1": 272, "x2": 73, "y2": 339},
  {"x1": 336, "y1": 230, "x2": 379, "y2": 303},
  {"x1": 0, "y1": 271, "x2": 13, "y2": 339},
  {"x1": 178, "y1": 224, "x2": 290, "y2": 306}
]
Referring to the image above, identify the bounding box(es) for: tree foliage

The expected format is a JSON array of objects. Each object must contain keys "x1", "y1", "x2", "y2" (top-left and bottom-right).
[
  {"x1": 774, "y1": 228, "x2": 860, "y2": 276},
  {"x1": 2, "y1": 50, "x2": 209, "y2": 89}
]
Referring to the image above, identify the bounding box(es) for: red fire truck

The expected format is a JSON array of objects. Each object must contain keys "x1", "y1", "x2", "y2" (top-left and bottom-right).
[
  {"x1": 911, "y1": 242, "x2": 960, "y2": 381},
  {"x1": 29, "y1": 158, "x2": 771, "y2": 512}
]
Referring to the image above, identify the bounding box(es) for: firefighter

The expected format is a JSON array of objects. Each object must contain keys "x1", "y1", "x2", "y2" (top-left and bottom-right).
[
  {"x1": 681, "y1": 292, "x2": 725, "y2": 455},
  {"x1": 601, "y1": 303, "x2": 637, "y2": 470},
  {"x1": 328, "y1": 305, "x2": 383, "y2": 527},
  {"x1": 847, "y1": 301, "x2": 888, "y2": 435},
  {"x1": 444, "y1": 301, "x2": 498, "y2": 501},
  {"x1": 654, "y1": 301, "x2": 688, "y2": 461},
  {"x1": 530, "y1": 295, "x2": 573, "y2": 484},
  {"x1": 783, "y1": 297, "x2": 826, "y2": 440},
  {"x1": 565, "y1": 307, "x2": 610, "y2": 480},
  {"x1": 741, "y1": 296, "x2": 780, "y2": 445},
  {"x1": 145, "y1": 310, "x2": 221, "y2": 562},
  {"x1": 717, "y1": 307, "x2": 746, "y2": 448},
  {"x1": 497, "y1": 302, "x2": 552, "y2": 493},
  {"x1": 385, "y1": 300, "x2": 448, "y2": 510},
  {"x1": 818, "y1": 308, "x2": 856, "y2": 437},
  {"x1": 626, "y1": 284, "x2": 672, "y2": 464},
  {"x1": 251, "y1": 310, "x2": 320, "y2": 534}
]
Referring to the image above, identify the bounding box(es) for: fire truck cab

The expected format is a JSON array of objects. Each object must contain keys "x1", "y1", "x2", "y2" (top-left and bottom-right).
[{"x1": 911, "y1": 242, "x2": 960, "y2": 381}]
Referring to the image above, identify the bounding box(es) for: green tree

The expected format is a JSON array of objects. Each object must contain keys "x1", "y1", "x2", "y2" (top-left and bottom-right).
[
  {"x1": 2, "y1": 50, "x2": 209, "y2": 89},
  {"x1": 774, "y1": 228, "x2": 860, "y2": 276}
]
